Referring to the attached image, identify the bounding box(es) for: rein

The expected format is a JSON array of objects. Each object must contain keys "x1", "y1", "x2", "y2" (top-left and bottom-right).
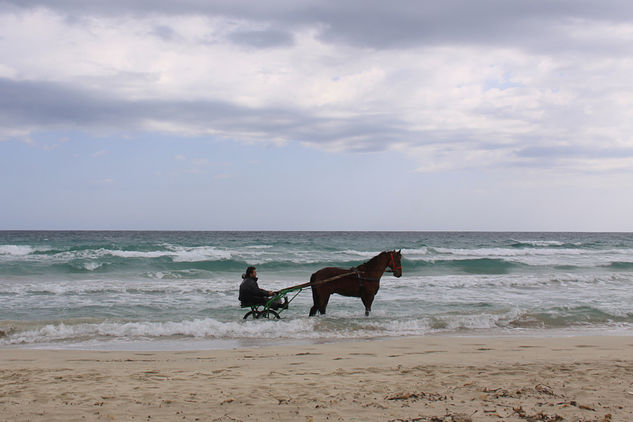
[
  {"x1": 354, "y1": 251, "x2": 401, "y2": 282},
  {"x1": 282, "y1": 271, "x2": 358, "y2": 291},
  {"x1": 384, "y1": 251, "x2": 402, "y2": 273},
  {"x1": 280, "y1": 251, "x2": 400, "y2": 292}
]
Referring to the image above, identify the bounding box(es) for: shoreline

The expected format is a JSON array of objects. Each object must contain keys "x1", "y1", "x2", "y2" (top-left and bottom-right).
[
  {"x1": 1, "y1": 335, "x2": 632, "y2": 421},
  {"x1": 3, "y1": 326, "x2": 633, "y2": 352}
]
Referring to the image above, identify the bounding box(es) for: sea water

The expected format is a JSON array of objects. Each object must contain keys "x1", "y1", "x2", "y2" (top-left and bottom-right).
[{"x1": 1, "y1": 231, "x2": 632, "y2": 350}]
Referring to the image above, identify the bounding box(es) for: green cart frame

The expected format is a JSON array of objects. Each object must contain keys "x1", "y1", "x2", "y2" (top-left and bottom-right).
[
  {"x1": 240, "y1": 271, "x2": 358, "y2": 319},
  {"x1": 241, "y1": 285, "x2": 305, "y2": 319}
]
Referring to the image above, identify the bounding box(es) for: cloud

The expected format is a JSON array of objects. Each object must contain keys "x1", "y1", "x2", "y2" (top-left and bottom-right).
[
  {"x1": 227, "y1": 29, "x2": 294, "y2": 49},
  {"x1": 0, "y1": 77, "x2": 413, "y2": 151},
  {"x1": 0, "y1": 78, "x2": 134, "y2": 127},
  {"x1": 149, "y1": 24, "x2": 178, "y2": 42},
  {"x1": 1, "y1": 2, "x2": 633, "y2": 173},
  {"x1": 91, "y1": 149, "x2": 108, "y2": 158},
  {"x1": 5, "y1": 0, "x2": 633, "y2": 53}
]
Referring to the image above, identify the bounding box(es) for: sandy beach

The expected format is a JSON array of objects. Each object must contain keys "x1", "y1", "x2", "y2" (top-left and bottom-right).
[{"x1": 1, "y1": 336, "x2": 631, "y2": 421}]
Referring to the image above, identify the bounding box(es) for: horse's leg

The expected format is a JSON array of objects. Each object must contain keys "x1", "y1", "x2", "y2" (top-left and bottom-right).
[
  {"x1": 318, "y1": 291, "x2": 330, "y2": 315},
  {"x1": 309, "y1": 287, "x2": 320, "y2": 317},
  {"x1": 361, "y1": 293, "x2": 375, "y2": 317}
]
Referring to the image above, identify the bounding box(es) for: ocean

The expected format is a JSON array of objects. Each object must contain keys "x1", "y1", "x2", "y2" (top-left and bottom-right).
[{"x1": 1, "y1": 231, "x2": 632, "y2": 350}]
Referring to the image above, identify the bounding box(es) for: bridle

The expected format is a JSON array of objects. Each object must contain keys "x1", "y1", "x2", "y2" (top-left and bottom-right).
[
  {"x1": 385, "y1": 251, "x2": 402, "y2": 273},
  {"x1": 353, "y1": 251, "x2": 401, "y2": 292}
]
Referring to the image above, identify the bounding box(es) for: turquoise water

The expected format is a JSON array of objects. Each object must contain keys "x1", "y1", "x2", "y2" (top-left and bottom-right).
[{"x1": 1, "y1": 231, "x2": 633, "y2": 349}]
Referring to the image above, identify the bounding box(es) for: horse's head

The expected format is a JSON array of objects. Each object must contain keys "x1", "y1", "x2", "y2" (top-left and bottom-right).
[{"x1": 387, "y1": 250, "x2": 402, "y2": 278}]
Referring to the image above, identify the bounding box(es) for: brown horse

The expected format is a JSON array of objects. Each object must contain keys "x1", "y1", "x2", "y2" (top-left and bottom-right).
[{"x1": 308, "y1": 250, "x2": 402, "y2": 317}]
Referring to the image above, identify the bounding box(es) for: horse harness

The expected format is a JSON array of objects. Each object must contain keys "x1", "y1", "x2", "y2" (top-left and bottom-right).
[
  {"x1": 354, "y1": 251, "x2": 400, "y2": 293},
  {"x1": 353, "y1": 270, "x2": 380, "y2": 294},
  {"x1": 385, "y1": 250, "x2": 402, "y2": 273},
  {"x1": 306, "y1": 251, "x2": 400, "y2": 294}
]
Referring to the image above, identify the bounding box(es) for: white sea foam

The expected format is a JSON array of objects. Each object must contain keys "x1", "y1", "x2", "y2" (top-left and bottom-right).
[
  {"x1": 46, "y1": 246, "x2": 233, "y2": 262},
  {"x1": 398, "y1": 246, "x2": 633, "y2": 268},
  {"x1": 340, "y1": 249, "x2": 380, "y2": 257},
  {"x1": 511, "y1": 239, "x2": 567, "y2": 247},
  {"x1": 0, "y1": 276, "x2": 251, "y2": 305},
  {"x1": 0, "y1": 315, "x2": 499, "y2": 345},
  {"x1": 18, "y1": 242, "x2": 631, "y2": 268},
  {"x1": 0, "y1": 318, "x2": 316, "y2": 345},
  {"x1": 10, "y1": 305, "x2": 627, "y2": 347},
  {"x1": 144, "y1": 271, "x2": 180, "y2": 279},
  {"x1": 430, "y1": 247, "x2": 586, "y2": 257},
  {"x1": 0, "y1": 245, "x2": 36, "y2": 256},
  {"x1": 3, "y1": 288, "x2": 633, "y2": 347},
  {"x1": 0, "y1": 245, "x2": 32, "y2": 256},
  {"x1": 166, "y1": 246, "x2": 232, "y2": 262},
  {"x1": 82, "y1": 262, "x2": 103, "y2": 271},
  {"x1": 3, "y1": 232, "x2": 633, "y2": 350},
  {"x1": 103, "y1": 249, "x2": 169, "y2": 259},
  {"x1": 22, "y1": 245, "x2": 633, "y2": 269},
  {"x1": 400, "y1": 247, "x2": 430, "y2": 256}
]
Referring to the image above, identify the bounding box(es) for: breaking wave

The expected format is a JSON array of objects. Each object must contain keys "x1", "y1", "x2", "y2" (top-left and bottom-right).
[
  {"x1": 2, "y1": 231, "x2": 633, "y2": 349},
  {"x1": 3, "y1": 304, "x2": 633, "y2": 347}
]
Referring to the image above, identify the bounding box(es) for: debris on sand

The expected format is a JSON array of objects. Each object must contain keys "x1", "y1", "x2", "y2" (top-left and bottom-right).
[
  {"x1": 388, "y1": 414, "x2": 472, "y2": 422},
  {"x1": 386, "y1": 391, "x2": 447, "y2": 402},
  {"x1": 534, "y1": 384, "x2": 556, "y2": 396},
  {"x1": 512, "y1": 405, "x2": 564, "y2": 421}
]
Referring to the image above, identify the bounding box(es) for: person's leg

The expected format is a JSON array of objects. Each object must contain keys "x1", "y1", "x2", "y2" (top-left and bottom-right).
[
  {"x1": 243, "y1": 296, "x2": 268, "y2": 307},
  {"x1": 270, "y1": 297, "x2": 288, "y2": 310}
]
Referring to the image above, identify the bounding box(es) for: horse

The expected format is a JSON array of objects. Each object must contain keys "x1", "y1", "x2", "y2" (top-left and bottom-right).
[{"x1": 308, "y1": 250, "x2": 402, "y2": 317}]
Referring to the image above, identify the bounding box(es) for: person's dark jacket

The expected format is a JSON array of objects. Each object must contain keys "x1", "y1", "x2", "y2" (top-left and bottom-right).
[{"x1": 239, "y1": 276, "x2": 270, "y2": 305}]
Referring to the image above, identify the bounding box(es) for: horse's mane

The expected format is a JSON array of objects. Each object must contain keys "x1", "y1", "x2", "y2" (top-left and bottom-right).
[{"x1": 355, "y1": 251, "x2": 387, "y2": 271}]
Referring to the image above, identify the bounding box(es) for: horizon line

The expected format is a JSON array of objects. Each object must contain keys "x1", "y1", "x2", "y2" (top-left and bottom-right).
[{"x1": 1, "y1": 229, "x2": 632, "y2": 234}]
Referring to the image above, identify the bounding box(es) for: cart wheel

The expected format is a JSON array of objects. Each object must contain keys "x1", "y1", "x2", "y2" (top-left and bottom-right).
[
  {"x1": 261, "y1": 310, "x2": 280, "y2": 319},
  {"x1": 243, "y1": 310, "x2": 261, "y2": 319}
]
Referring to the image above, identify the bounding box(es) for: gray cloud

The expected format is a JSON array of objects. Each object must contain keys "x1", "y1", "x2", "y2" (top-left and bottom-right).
[
  {"x1": 3, "y1": 2, "x2": 632, "y2": 174},
  {"x1": 150, "y1": 24, "x2": 177, "y2": 41},
  {"x1": 0, "y1": 78, "x2": 131, "y2": 127},
  {"x1": 305, "y1": 1, "x2": 633, "y2": 52},
  {"x1": 517, "y1": 145, "x2": 633, "y2": 160},
  {"x1": 5, "y1": 0, "x2": 633, "y2": 52},
  {"x1": 4, "y1": 74, "x2": 629, "y2": 168},
  {"x1": 3, "y1": 75, "x2": 631, "y2": 175},
  {"x1": 0, "y1": 77, "x2": 413, "y2": 152},
  {"x1": 228, "y1": 29, "x2": 294, "y2": 49}
]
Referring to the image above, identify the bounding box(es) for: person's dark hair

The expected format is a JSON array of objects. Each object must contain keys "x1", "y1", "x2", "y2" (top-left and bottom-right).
[{"x1": 242, "y1": 266, "x2": 256, "y2": 279}]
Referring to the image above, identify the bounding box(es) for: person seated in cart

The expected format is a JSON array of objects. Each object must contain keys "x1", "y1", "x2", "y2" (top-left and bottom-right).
[{"x1": 239, "y1": 266, "x2": 287, "y2": 310}]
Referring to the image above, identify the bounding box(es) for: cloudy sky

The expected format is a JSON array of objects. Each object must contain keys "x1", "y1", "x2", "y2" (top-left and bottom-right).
[{"x1": 2, "y1": 0, "x2": 633, "y2": 230}]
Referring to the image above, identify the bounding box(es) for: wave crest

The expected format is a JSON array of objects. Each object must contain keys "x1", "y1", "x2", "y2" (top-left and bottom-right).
[{"x1": 0, "y1": 245, "x2": 36, "y2": 256}]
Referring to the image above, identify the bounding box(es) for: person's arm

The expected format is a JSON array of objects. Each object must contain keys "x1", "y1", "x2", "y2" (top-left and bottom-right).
[{"x1": 250, "y1": 280, "x2": 271, "y2": 297}]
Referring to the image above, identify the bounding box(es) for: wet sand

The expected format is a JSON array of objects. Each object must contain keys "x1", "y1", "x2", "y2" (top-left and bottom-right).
[{"x1": 1, "y1": 335, "x2": 632, "y2": 421}]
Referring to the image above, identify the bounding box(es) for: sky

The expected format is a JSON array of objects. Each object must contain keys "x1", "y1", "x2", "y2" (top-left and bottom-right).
[{"x1": 1, "y1": 0, "x2": 633, "y2": 231}]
